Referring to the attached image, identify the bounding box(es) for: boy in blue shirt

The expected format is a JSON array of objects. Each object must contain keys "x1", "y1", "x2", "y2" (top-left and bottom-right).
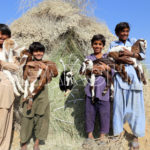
[{"x1": 109, "y1": 22, "x2": 145, "y2": 150}]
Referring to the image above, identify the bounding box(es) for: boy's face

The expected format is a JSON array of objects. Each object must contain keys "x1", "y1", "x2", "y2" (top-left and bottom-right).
[
  {"x1": 0, "y1": 31, "x2": 9, "y2": 45},
  {"x1": 32, "y1": 50, "x2": 44, "y2": 61},
  {"x1": 92, "y1": 40, "x2": 104, "y2": 54},
  {"x1": 117, "y1": 28, "x2": 129, "y2": 42}
]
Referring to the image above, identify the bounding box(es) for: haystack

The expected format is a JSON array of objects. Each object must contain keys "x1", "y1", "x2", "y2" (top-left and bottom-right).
[{"x1": 10, "y1": 0, "x2": 150, "y2": 150}]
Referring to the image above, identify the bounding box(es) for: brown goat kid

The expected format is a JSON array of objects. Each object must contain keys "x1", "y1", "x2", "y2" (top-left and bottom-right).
[
  {"x1": 23, "y1": 60, "x2": 58, "y2": 110},
  {"x1": 80, "y1": 57, "x2": 131, "y2": 102},
  {"x1": 108, "y1": 39, "x2": 147, "y2": 84}
]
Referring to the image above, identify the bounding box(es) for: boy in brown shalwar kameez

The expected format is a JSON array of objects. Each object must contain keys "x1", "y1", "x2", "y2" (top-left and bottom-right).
[
  {"x1": 20, "y1": 42, "x2": 58, "y2": 150},
  {"x1": 0, "y1": 24, "x2": 19, "y2": 150}
]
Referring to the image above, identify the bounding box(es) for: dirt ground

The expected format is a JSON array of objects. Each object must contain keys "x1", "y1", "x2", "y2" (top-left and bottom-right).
[{"x1": 11, "y1": 83, "x2": 150, "y2": 150}]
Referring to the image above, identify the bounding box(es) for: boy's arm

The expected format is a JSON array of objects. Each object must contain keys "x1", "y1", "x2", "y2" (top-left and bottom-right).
[
  {"x1": 0, "y1": 60, "x2": 19, "y2": 72},
  {"x1": 50, "y1": 62, "x2": 58, "y2": 77},
  {"x1": 39, "y1": 60, "x2": 58, "y2": 77}
]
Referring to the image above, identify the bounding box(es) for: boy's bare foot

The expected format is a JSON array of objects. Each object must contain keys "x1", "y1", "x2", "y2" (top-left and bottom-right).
[
  {"x1": 88, "y1": 132, "x2": 94, "y2": 139},
  {"x1": 33, "y1": 146, "x2": 40, "y2": 150},
  {"x1": 130, "y1": 136, "x2": 139, "y2": 150},
  {"x1": 21, "y1": 143, "x2": 27, "y2": 150},
  {"x1": 33, "y1": 139, "x2": 40, "y2": 150},
  {"x1": 99, "y1": 133, "x2": 105, "y2": 139},
  {"x1": 96, "y1": 134, "x2": 108, "y2": 145}
]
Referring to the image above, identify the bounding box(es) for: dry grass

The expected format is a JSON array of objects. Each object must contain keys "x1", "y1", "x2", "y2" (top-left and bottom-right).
[{"x1": 11, "y1": 0, "x2": 114, "y2": 56}]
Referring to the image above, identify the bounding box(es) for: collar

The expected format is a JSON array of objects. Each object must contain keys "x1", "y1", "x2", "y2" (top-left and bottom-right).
[{"x1": 116, "y1": 38, "x2": 131, "y2": 44}]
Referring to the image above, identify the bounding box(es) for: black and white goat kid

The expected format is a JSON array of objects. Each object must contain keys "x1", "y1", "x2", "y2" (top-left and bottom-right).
[{"x1": 59, "y1": 59, "x2": 78, "y2": 96}]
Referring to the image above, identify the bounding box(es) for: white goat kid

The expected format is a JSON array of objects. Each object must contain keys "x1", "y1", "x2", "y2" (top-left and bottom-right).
[{"x1": 2, "y1": 38, "x2": 25, "y2": 96}]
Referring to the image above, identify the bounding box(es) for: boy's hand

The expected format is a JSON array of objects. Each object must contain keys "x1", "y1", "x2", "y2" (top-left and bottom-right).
[
  {"x1": 38, "y1": 62, "x2": 47, "y2": 69},
  {"x1": 119, "y1": 48, "x2": 133, "y2": 57},
  {"x1": 117, "y1": 56, "x2": 134, "y2": 65}
]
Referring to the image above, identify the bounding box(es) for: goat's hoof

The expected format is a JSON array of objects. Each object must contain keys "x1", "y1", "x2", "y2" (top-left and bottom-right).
[
  {"x1": 110, "y1": 96, "x2": 114, "y2": 102},
  {"x1": 92, "y1": 98, "x2": 95, "y2": 104},
  {"x1": 27, "y1": 109, "x2": 31, "y2": 115},
  {"x1": 128, "y1": 80, "x2": 132, "y2": 85},
  {"x1": 124, "y1": 79, "x2": 128, "y2": 82},
  {"x1": 143, "y1": 80, "x2": 147, "y2": 85},
  {"x1": 27, "y1": 105, "x2": 32, "y2": 112},
  {"x1": 20, "y1": 90, "x2": 25, "y2": 93},
  {"x1": 102, "y1": 91, "x2": 106, "y2": 96},
  {"x1": 15, "y1": 93, "x2": 20, "y2": 97}
]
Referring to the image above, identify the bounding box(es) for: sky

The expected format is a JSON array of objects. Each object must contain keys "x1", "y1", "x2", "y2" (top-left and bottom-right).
[{"x1": 0, "y1": 0, "x2": 150, "y2": 68}]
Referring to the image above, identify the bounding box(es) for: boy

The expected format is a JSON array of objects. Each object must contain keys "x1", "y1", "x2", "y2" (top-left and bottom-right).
[
  {"x1": 83, "y1": 34, "x2": 111, "y2": 145},
  {"x1": 20, "y1": 42, "x2": 58, "y2": 150},
  {"x1": 0, "y1": 24, "x2": 20, "y2": 150},
  {"x1": 109, "y1": 22, "x2": 145, "y2": 150}
]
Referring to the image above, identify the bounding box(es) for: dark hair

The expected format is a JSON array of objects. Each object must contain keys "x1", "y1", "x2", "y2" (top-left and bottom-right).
[
  {"x1": 115, "y1": 22, "x2": 130, "y2": 35},
  {"x1": 0, "y1": 24, "x2": 11, "y2": 37},
  {"x1": 91, "y1": 34, "x2": 106, "y2": 46},
  {"x1": 29, "y1": 42, "x2": 45, "y2": 54}
]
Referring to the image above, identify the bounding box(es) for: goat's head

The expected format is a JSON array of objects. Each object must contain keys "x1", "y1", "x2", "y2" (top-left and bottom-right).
[
  {"x1": 66, "y1": 71, "x2": 73, "y2": 78},
  {"x1": 20, "y1": 50, "x2": 32, "y2": 66},
  {"x1": 139, "y1": 39, "x2": 147, "y2": 54},
  {"x1": 3, "y1": 38, "x2": 18, "y2": 54},
  {"x1": 80, "y1": 59, "x2": 93, "y2": 75},
  {"x1": 132, "y1": 39, "x2": 147, "y2": 54}
]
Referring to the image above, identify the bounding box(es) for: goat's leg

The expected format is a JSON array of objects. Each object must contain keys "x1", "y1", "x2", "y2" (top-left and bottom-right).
[
  {"x1": 64, "y1": 76, "x2": 71, "y2": 96},
  {"x1": 24, "y1": 79, "x2": 37, "y2": 111},
  {"x1": 115, "y1": 64, "x2": 126, "y2": 81},
  {"x1": 31, "y1": 70, "x2": 47, "y2": 97},
  {"x1": 110, "y1": 83, "x2": 114, "y2": 101},
  {"x1": 141, "y1": 72, "x2": 147, "y2": 85},
  {"x1": 117, "y1": 65, "x2": 131, "y2": 84},
  {"x1": 29, "y1": 80, "x2": 37, "y2": 95},
  {"x1": 122, "y1": 65, "x2": 132, "y2": 84},
  {"x1": 31, "y1": 83, "x2": 45, "y2": 97},
  {"x1": 102, "y1": 71, "x2": 109, "y2": 96},
  {"x1": 102, "y1": 71, "x2": 112, "y2": 96},
  {"x1": 134, "y1": 63, "x2": 147, "y2": 84},
  {"x1": 134, "y1": 66, "x2": 141, "y2": 81},
  {"x1": 13, "y1": 75, "x2": 24, "y2": 93},
  {"x1": 4, "y1": 70, "x2": 21, "y2": 96},
  {"x1": 134, "y1": 65, "x2": 146, "y2": 84},
  {"x1": 23, "y1": 80, "x2": 29, "y2": 100},
  {"x1": 26, "y1": 69, "x2": 43, "y2": 98},
  {"x1": 90, "y1": 74, "x2": 95, "y2": 103},
  {"x1": 27, "y1": 98, "x2": 33, "y2": 111}
]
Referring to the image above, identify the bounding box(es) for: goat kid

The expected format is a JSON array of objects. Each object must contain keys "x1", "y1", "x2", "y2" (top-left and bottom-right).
[
  {"x1": 1, "y1": 38, "x2": 27, "y2": 96},
  {"x1": 108, "y1": 39, "x2": 147, "y2": 84},
  {"x1": 59, "y1": 71, "x2": 74, "y2": 96},
  {"x1": 59, "y1": 59, "x2": 78, "y2": 96},
  {"x1": 23, "y1": 60, "x2": 58, "y2": 110},
  {"x1": 80, "y1": 58, "x2": 114, "y2": 103}
]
